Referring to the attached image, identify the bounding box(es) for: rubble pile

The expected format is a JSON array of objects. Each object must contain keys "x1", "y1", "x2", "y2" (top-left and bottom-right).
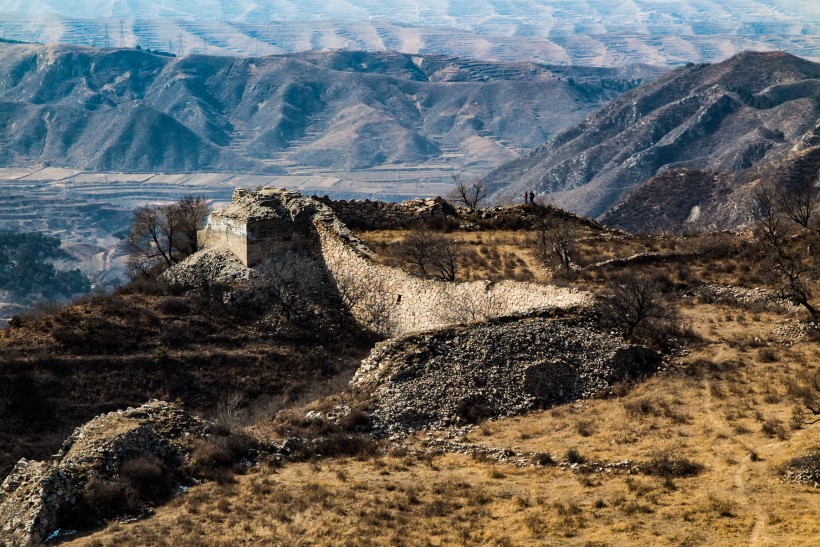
[{"x1": 352, "y1": 316, "x2": 661, "y2": 434}]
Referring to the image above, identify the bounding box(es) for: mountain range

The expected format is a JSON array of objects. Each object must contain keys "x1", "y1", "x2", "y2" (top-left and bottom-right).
[
  {"x1": 0, "y1": 43, "x2": 664, "y2": 174},
  {"x1": 487, "y1": 51, "x2": 820, "y2": 231},
  {"x1": 0, "y1": 1, "x2": 817, "y2": 65}
]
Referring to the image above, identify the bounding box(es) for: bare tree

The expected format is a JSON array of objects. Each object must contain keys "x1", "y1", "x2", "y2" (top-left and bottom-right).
[
  {"x1": 429, "y1": 237, "x2": 465, "y2": 282},
  {"x1": 127, "y1": 195, "x2": 210, "y2": 276},
  {"x1": 400, "y1": 225, "x2": 436, "y2": 278},
  {"x1": 779, "y1": 180, "x2": 819, "y2": 229},
  {"x1": 597, "y1": 274, "x2": 679, "y2": 342},
  {"x1": 532, "y1": 206, "x2": 577, "y2": 270},
  {"x1": 754, "y1": 183, "x2": 819, "y2": 318},
  {"x1": 398, "y1": 226, "x2": 468, "y2": 282},
  {"x1": 448, "y1": 174, "x2": 488, "y2": 212},
  {"x1": 173, "y1": 195, "x2": 211, "y2": 256}
]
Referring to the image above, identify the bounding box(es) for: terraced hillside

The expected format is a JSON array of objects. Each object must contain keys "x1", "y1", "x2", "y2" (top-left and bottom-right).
[
  {"x1": 0, "y1": 44, "x2": 662, "y2": 175},
  {"x1": 0, "y1": 1, "x2": 817, "y2": 65}
]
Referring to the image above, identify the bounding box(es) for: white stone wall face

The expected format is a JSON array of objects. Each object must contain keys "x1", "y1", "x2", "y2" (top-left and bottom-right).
[{"x1": 314, "y1": 221, "x2": 590, "y2": 336}]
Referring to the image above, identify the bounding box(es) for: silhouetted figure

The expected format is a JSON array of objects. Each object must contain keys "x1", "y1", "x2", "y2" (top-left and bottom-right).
[{"x1": 529, "y1": 191, "x2": 535, "y2": 204}]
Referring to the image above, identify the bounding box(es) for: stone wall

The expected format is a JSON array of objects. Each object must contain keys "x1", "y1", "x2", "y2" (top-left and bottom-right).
[
  {"x1": 181, "y1": 187, "x2": 591, "y2": 337},
  {"x1": 316, "y1": 196, "x2": 456, "y2": 230},
  {"x1": 314, "y1": 220, "x2": 590, "y2": 336}
]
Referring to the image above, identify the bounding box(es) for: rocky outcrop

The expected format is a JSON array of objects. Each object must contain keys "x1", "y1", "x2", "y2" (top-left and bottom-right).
[
  {"x1": 0, "y1": 461, "x2": 72, "y2": 546},
  {"x1": 0, "y1": 401, "x2": 207, "y2": 546},
  {"x1": 352, "y1": 316, "x2": 661, "y2": 434}
]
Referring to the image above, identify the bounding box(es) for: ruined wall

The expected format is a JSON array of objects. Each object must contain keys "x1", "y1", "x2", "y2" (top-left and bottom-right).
[
  {"x1": 314, "y1": 221, "x2": 590, "y2": 336},
  {"x1": 316, "y1": 196, "x2": 456, "y2": 230},
  {"x1": 188, "y1": 187, "x2": 590, "y2": 336}
]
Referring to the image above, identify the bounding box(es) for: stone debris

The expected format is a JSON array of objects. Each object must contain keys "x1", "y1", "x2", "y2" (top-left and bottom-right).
[
  {"x1": 0, "y1": 401, "x2": 208, "y2": 546},
  {"x1": 161, "y1": 248, "x2": 256, "y2": 288},
  {"x1": 352, "y1": 316, "x2": 661, "y2": 433},
  {"x1": 688, "y1": 283, "x2": 801, "y2": 312},
  {"x1": 782, "y1": 451, "x2": 820, "y2": 488},
  {"x1": 316, "y1": 196, "x2": 457, "y2": 230}
]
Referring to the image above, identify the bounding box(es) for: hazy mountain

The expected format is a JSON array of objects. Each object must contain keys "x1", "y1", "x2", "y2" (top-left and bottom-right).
[
  {"x1": 487, "y1": 51, "x2": 820, "y2": 231},
  {"x1": 0, "y1": 43, "x2": 665, "y2": 174},
  {"x1": 0, "y1": 1, "x2": 817, "y2": 66}
]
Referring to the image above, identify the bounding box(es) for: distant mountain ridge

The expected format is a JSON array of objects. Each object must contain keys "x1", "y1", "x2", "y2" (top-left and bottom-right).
[
  {"x1": 487, "y1": 51, "x2": 820, "y2": 231},
  {"x1": 0, "y1": 1, "x2": 817, "y2": 65},
  {"x1": 0, "y1": 44, "x2": 664, "y2": 174}
]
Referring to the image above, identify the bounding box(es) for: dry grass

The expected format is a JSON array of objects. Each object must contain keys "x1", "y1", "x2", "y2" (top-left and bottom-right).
[{"x1": 68, "y1": 300, "x2": 820, "y2": 546}]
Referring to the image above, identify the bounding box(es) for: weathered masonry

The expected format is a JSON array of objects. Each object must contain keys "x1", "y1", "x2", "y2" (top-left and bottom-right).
[
  {"x1": 194, "y1": 187, "x2": 590, "y2": 335},
  {"x1": 199, "y1": 188, "x2": 319, "y2": 267}
]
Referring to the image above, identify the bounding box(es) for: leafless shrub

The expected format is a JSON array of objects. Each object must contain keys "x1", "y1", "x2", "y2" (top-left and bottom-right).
[
  {"x1": 447, "y1": 174, "x2": 488, "y2": 212},
  {"x1": 596, "y1": 272, "x2": 682, "y2": 347},
  {"x1": 784, "y1": 370, "x2": 820, "y2": 425},
  {"x1": 640, "y1": 451, "x2": 704, "y2": 477},
  {"x1": 761, "y1": 418, "x2": 788, "y2": 440},
  {"x1": 565, "y1": 448, "x2": 586, "y2": 464}
]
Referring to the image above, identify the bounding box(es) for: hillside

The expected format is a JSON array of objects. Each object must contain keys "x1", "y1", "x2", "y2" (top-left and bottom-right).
[
  {"x1": 487, "y1": 51, "x2": 820, "y2": 231},
  {"x1": 1, "y1": 191, "x2": 817, "y2": 545},
  {"x1": 0, "y1": 44, "x2": 664, "y2": 174}
]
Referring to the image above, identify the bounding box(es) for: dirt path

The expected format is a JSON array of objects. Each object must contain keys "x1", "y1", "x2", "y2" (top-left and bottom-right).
[{"x1": 702, "y1": 378, "x2": 768, "y2": 546}]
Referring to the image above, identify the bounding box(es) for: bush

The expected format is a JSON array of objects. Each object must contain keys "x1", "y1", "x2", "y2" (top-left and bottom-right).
[
  {"x1": 75, "y1": 455, "x2": 175, "y2": 524},
  {"x1": 190, "y1": 428, "x2": 257, "y2": 480},
  {"x1": 533, "y1": 452, "x2": 556, "y2": 466},
  {"x1": 565, "y1": 448, "x2": 586, "y2": 464},
  {"x1": 640, "y1": 452, "x2": 704, "y2": 477},
  {"x1": 82, "y1": 476, "x2": 140, "y2": 520},
  {"x1": 119, "y1": 455, "x2": 175, "y2": 500},
  {"x1": 761, "y1": 418, "x2": 788, "y2": 440},
  {"x1": 158, "y1": 296, "x2": 191, "y2": 315}
]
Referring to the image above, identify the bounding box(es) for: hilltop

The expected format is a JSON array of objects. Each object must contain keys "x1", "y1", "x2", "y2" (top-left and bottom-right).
[{"x1": 487, "y1": 51, "x2": 820, "y2": 232}]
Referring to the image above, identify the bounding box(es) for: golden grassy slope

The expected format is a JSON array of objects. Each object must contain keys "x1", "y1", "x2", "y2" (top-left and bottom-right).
[{"x1": 67, "y1": 299, "x2": 819, "y2": 546}]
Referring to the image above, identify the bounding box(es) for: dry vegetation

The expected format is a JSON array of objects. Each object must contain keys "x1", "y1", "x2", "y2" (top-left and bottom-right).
[
  {"x1": 66, "y1": 303, "x2": 819, "y2": 545},
  {"x1": 60, "y1": 218, "x2": 820, "y2": 546},
  {"x1": 0, "y1": 282, "x2": 376, "y2": 477}
]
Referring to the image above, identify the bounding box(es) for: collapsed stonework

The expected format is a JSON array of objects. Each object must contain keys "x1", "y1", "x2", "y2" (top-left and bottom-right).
[
  {"x1": 315, "y1": 196, "x2": 456, "y2": 230},
  {"x1": 180, "y1": 187, "x2": 590, "y2": 336},
  {"x1": 0, "y1": 401, "x2": 207, "y2": 546},
  {"x1": 351, "y1": 316, "x2": 662, "y2": 433}
]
